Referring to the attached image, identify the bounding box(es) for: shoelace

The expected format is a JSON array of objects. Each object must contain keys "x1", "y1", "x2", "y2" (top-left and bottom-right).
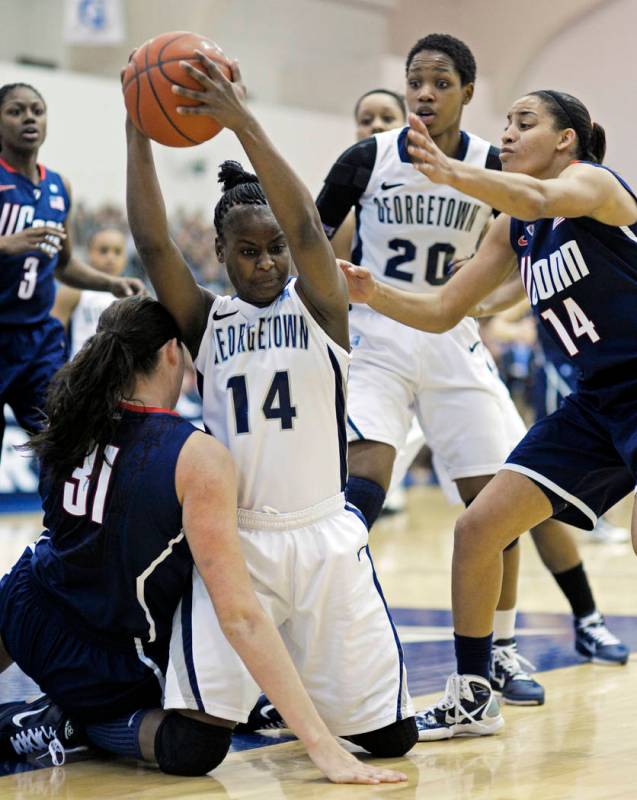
[
  {"x1": 418, "y1": 675, "x2": 495, "y2": 732},
  {"x1": 492, "y1": 644, "x2": 537, "y2": 680},
  {"x1": 11, "y1": 725, "x2": 66, "y2": 766},
  {"x1": 581, "y1": 621, "x2": 620, "y2": 647}
]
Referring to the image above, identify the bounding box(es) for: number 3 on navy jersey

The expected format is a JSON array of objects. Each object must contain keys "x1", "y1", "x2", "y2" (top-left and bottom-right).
[
  {"x1": 17, "y1": 256, "x2": 39, "y2": 300},
  {"x1": 227, "y1": 371, "x2": 297, "y2": 435},
  {"x1": 384, "y1": 238, "x2": 455, "y2": 285},
  {"x1": 541, "y1": 298, "x2": 600, "y2": 356}
]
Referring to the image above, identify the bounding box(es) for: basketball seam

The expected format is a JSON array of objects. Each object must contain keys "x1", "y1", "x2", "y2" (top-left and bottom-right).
[
  {"x1": 123, "y1": 55, "x2": 200, "y2": 92},
  {"x1": 133, "y1": 60, "x2": 147, "y2": 137},
  {"x1": 143, "y1": 40, "x2": 197, "y2": 146}
]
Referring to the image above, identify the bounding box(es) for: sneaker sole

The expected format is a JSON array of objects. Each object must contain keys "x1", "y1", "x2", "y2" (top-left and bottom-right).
[
  {"x1": 575, "y1": 644, "x2": 629, "y2": 665},
  {"x1": 501, "y1": 695, "x2": 545, "y2": 706},
  {"x1": 418, "y1": 716, "x2": 504, "y2": 742},
  {"x1": 493, "y1": 688, "x2": 545, "y2": 706}
]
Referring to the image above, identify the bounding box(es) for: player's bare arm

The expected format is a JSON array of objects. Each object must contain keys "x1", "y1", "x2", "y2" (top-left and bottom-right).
[
  {"x1": 176, "y1": 432, "x2": 406, "y2": 786},
  {"x1": 173, "y1": 53, "x2": 349, "y2": 351},
  {"x1": 125, "y1": 117, "x2": 212, "y2": 359},
  {"x1": 342, "y1": 212, "x2": 515, "y2": 332},
  {"x1": 407, "y1": 113, "x2": 637, "y2": 225},
  {"x1": 53, "y1": 177, "x2": 145, "y2": 298}
]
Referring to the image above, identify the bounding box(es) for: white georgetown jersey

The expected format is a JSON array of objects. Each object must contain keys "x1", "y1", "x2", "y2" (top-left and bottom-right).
[
  {"x1": 354, "y1": 127, "x2": 495, "y2": 293},
  {"x1": 194, "y1": 277, "x2": 350, "y2": 513},
  {"x1": 69, "y1": 290, "x2": 115, "y2": 357}
]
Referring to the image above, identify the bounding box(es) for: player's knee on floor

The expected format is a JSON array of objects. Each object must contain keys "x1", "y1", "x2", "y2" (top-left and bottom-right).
[
  {"x1": 347, "y1": 717, "x2": 418, "y2": 757},
  {"x1": 154, "y1": 712, "x2": 232, "y2": 776}
]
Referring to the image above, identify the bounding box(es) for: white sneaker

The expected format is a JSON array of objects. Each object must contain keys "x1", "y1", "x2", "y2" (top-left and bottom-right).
[{"x1": 415, "y1": 673, "x2": 504, "y2": 741}]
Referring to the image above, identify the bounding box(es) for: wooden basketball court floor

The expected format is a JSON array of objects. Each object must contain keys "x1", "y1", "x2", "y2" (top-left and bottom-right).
[{"x1": 0, "y1": 485, "x2": 635, "y2": 799}]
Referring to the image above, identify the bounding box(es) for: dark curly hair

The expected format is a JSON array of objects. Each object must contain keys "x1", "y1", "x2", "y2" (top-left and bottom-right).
[
  {"x1": 406, "y1": 34, "x2": 476, "y2": 86},
  {"x1": 213, "y1": 160, "x2": 268, "y2": 235}
]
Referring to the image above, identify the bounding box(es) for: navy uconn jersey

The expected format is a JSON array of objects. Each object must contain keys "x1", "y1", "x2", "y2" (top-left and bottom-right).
[
  {"x1": 510, "y1": 163, "x2": 637, "y2": 383},
  {"x1": 195, "y1": 277, "x2": 349, "y2": 513},
  {"x1": 31, "y1": 407, "x2": 196, "y2": 647},
  {"x1": 0, "y1": 159, "x2": 68, "y2": 326}
]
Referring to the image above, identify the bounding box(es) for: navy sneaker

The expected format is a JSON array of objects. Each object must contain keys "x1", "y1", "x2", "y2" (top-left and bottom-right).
[
  {"x1": 490, "y1": 638, "x2": 545, "y2": 706},
  {"x1": 575, "y1": 612, "x2": 629, "y2": 665},
  {"x1": 0, "y1": 697, "x2": 84, "y2": 766},
  {"x1": 416, "y1": 673, "x2": 504, "y2": 741},
  {"x1": 234, "y1": 695, "x2": 287, "y2": 734}
]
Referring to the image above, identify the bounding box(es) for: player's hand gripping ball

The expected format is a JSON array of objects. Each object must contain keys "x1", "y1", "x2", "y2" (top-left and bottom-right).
[{"x1": 122, "y1": 31, "x2": 231, "y2": 147}]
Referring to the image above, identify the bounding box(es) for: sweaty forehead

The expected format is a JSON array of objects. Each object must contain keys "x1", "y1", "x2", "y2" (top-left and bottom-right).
[
  {"x1": 3, "y1": 87, "x2": 44, "y2": 107},
  {"x1": 224, "y1": 204, "x2": 281, "y2": 240},
  {"x1": 509, "y1": 95, "x2": 543, "y2": 116},
  {"x1": 408, "y1": 51, "x2": 457, "y2": 77}
]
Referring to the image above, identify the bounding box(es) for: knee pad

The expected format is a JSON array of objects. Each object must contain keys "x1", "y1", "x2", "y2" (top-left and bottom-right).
[
  {"x1": 347, "y1": 716, "x2": 418, "y2": 757},
  {"x1": 154, "y1": 712, "x2": 232, "y2": 776},
  {"x1": 504, "y1": 538, "x2": 520, "y2": 552},
  {"x1": 345, "y1": 476, "x2": 386, "y2": 529}
]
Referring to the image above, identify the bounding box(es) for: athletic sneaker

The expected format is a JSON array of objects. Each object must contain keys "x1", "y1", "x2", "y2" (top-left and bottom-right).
[
  {"x1": 490, "y1": 638, "x2": 545, "y2": 706},
  {"x1": 0, "y1": 697, "x2": 84, "y2": 766},
  {"x1": 234, "y1": 695, "x2": 287, "y2": 733},
  {"x1": 588, "y1": 517, "x2": 630, "y2": 544},
  {"x1": 415, "y1": 673, "x2": 504, "y2": 741},
  {"x1": 575, "y1": 612, "x2": 630, "y2": 665}
]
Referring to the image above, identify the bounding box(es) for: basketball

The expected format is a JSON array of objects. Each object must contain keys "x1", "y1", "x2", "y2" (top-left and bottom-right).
[{"x1": 122, "y1": 31, "x2": 231, "y2": 147}]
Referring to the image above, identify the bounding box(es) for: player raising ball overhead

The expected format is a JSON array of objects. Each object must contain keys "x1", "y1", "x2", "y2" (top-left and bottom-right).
[
  {"x1": 341, "y1": 89, "x2": 637, "y2": 738},
  {"x1": 125, "y1": 47, "x2": 417, "y2": 768}
]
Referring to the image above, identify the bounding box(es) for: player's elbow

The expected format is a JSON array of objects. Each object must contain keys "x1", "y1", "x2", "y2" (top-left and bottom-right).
[{"x1": 218, "y1": 603, "x2": 268, "y2": 645}]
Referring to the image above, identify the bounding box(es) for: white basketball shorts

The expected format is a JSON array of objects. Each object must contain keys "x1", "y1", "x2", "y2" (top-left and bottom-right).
[
  {"x1": 164, "y1": 493, "x2": 413, "y2": 736},
  {"x1": 347, "y1": 306, "x2": 527, "y2": 481}
]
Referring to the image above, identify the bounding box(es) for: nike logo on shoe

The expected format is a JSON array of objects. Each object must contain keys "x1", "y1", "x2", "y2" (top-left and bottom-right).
[
  {"x1": 12, "y1": 706, "x2": 49, "y2": 727},
  {"x1": 260, "y1": 704, "x2": 277, "y2": 720},
  {"x1": 381, "y1": 182, "x2": 404, "y2": 190},
  {"x1": 212, "y1": 310, "x2": 239, "y2": 321}
]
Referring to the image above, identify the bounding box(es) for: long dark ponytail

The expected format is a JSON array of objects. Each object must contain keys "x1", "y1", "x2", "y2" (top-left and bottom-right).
[
  {"x1": 28, "y1": 296, "x2": 181, "y2": 484},
  {"x1": 531, "y1": 90, "x2": 606, "y2": 164}
]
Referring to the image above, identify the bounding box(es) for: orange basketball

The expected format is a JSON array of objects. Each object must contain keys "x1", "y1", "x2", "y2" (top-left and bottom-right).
[{"x1": 123, "y1": 31, "x2": 231, "y2": 147}]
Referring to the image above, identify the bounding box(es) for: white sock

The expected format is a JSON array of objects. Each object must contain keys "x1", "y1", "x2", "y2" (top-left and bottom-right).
[{"x1": 493, "y1": 608, "x2": 517, "y2": 642}]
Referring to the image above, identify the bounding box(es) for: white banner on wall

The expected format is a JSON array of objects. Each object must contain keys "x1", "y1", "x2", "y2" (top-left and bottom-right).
[{"x1": 63, "y1": 0, "x2": 125, "y2": 45}]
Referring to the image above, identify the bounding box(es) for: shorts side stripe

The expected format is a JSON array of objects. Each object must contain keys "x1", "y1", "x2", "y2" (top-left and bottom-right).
[
  {"x1": 181, "y1": 578, "x2": 204, "y2": 712},
  {"x1": 347, "y1": 414, "x2": 365, "y2": 441},
  {"x1": 500, "y1": 463, "x2": 597, "y2": 528},
  {"x1": 363, "y1": 545, "x2": 405, "y2": 721}
]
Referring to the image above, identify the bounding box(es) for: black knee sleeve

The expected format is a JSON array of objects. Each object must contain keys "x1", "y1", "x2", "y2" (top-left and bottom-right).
[
  {"x1": 504, "y1": 538, "x2": 519, "y2": 551},
  {"x1": 154, "y1": 712, "x2": 232, "y2": 776},
  {"x1": 347, "y1": 717, "x2": 417, "y2": 757},
  {"x1": 345, "y1": 476, "x2": 386, "y2": 529}
]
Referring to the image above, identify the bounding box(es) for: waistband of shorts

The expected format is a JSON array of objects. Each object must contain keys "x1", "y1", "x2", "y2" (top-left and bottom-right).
[{"x1": 237, "y1": 493, "x2": 346, "y2": 530}]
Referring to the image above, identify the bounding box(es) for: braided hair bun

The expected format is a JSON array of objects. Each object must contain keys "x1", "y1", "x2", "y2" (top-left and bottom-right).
[
  {"x1": 214, "y1": 160, "x2": 267, "y2": 233},
  {"x1": 217, "y1": 160, "x2": 260, "y2": 192}
]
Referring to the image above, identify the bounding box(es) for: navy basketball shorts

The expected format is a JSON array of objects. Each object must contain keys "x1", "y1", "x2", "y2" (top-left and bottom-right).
[
  {"x1": 502, "y1": 388, "x2": 637, "y2": 530},
  {"x1": 0, "y1": 548, "x2": 164, "y2": 722},
  {"x1": 0, "y1": 316, "x2": 67, "y2": 444}
]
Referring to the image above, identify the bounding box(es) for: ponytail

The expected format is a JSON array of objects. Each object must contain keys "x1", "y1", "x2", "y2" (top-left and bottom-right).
[{"x1": 28, "y1": 296, "x2": 181, "y2": 484}]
